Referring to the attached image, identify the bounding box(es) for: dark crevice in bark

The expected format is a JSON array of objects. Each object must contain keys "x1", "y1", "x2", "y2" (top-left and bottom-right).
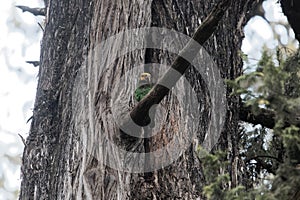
[{"x1": 281, "y1": 0, "x2": 300, "y2": 42}]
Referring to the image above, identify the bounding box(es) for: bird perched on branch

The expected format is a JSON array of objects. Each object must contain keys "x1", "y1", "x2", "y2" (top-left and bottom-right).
[{"x1": 134, "y1": 73, "x2": 153, "y2": 102}]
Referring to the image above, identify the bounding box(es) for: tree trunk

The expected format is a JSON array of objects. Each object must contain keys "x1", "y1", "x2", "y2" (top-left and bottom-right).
[
  {"x1": 280, "y1": 0, "x2": 300, "y2": 42},
  {"x1": 20, "y1": 0, "x2": 258, "y2": 199}
]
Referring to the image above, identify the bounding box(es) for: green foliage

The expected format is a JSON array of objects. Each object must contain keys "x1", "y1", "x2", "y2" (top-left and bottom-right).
[
  {"x1": 198, "y1": 146, "x2": 270, "y2": 200},
  {"x1": 208, "y1": 48, "x2": 300, "y2": 199},
  {"x1": 241, "y1": 127, "x2": 282, "y2": 182},
  {"x1": 198, "y1": 146, "x2": 231, "y2": 200},
  {"x1": 242, "y1": 49, "x2": 300, "y2": 198},
  {"x1": 231, "y1": 48, "x2": 300, "y2": 125},
  {"x1": 134, "y1": 84, "x2": 152, "y2": 102}
]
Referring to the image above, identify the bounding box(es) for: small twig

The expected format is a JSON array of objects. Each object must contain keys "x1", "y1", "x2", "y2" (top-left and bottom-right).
[
  {"x1": 26, "y1": 61, "x2": 40, "y2": 67},
  {"x1": 18, "y1": 134, "x2": 26, "y2": 146},
  {"x1": 37, "y1": 22, "x2": 45, "y2": 32},
  {"x1": 16, "y1": 5, "x2": 45, "y2": 16},
  {"x1": 26, "y1": 116, "x2": 34, "y2": 124}
]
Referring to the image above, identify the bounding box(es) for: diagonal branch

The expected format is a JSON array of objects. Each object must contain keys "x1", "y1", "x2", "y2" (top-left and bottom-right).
[{"x1": 126, "y1": 0, "x2": 232, "y2": 127}]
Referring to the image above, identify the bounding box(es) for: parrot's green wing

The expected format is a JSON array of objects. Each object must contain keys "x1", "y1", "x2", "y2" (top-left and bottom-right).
[{"x1": 134, "y1": 84, "x2": 152, "y2": 102}]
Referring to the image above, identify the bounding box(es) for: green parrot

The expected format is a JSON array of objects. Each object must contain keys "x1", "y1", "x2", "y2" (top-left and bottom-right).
[{"x1": 134, "y1": 73, "x2": 153, "y2": 102}]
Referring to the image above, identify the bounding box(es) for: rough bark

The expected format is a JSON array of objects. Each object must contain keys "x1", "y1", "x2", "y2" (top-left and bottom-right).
[{"x1": 20, "y1": 0, "x2": 259, "y2": 199}]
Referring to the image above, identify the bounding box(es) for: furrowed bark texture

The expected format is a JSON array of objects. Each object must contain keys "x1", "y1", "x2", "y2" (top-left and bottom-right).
[{"x1": 20, "y1": 0, "x2": 259, "y2": 199}]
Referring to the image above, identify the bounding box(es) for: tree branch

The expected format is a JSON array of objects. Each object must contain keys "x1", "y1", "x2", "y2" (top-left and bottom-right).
[
  {"x1": 26, "y1": 61, "x2": 40, "y2": 67},
  {"x1": 239, "y1": 104, "x2": 276, "y2": 129},
  {"x1": 244, "y1": 155, "x2": 282, "y2": 163},
  {"x1": 239, "y1": 102, "x2": 300, "y2": 129},
  {"x1": 124, "y1": 0, "x2": 232, "y2": 129},
  {"x1": 16, "y1": 5, "x2": 45, "y2": 16}
]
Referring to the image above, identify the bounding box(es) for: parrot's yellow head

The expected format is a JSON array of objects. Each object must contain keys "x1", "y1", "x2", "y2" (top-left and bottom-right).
[{"x1": 139, "y1": 73, "x2": 151, "y2": 85}]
